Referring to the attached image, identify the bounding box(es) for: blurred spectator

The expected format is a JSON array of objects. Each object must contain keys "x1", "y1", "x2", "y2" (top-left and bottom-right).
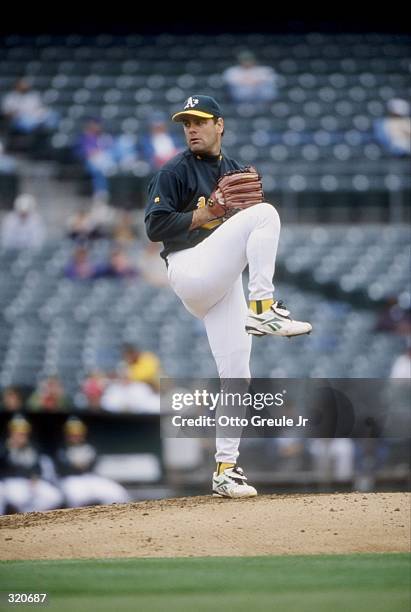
[
  {"x1": 222, "y1": 50, "x2": 279, "y2": 108},
  {"x1": 75, "y1": 120, "x2": 140, "y2": 200},
  {"x1": 100, "y1": 371, "x2": 160, "y2": 414},
  {"x1": 0, "y1": 415, "x2": 63, "y2": 514},
  {"x1": 28, "y1": 376, "x2": 69, "y2": 412},
  {"x1": 1, "y1": 78, "x2": 59, "y2": 135},
  {"x1": 54, "y1": 417, "x2": 129, "y2": 507},
  {"x1": 113, "y1": 132, "x2": 140, "y2": 171},
  {"x1": 263, "y1": 402, "x2": 307, "y2": 471},
  {"x1": 308, "y1": 438, "x2": 355, "y2": 484},
  {"x1": 1, "y1": 193, "x2": 46, "y2": 250},
  {"x1": 78, "y1": 371, "x2": 108, "y2": 410},
  {"x1": 121, "y1": 344, "x2": 161, "y2": 392},
  {"x1": 75, "y1": 118, "x2": 116, "y2": 200},
  {"x1": 64, "y1": 244, "x2": 136, "y2": 281},
  {"x1": 88, "y1": 199, "x2": 117, "y2": 235},
  {"x1": 112, "y1": 210, "x2": 137, "y2": 245},
  {"x1": 95, "y1": 247, "x2": 137, "y2": 279},
  {"x1": 1, "y1": 387, "x2": 24, "y2": 412},
  {"x1": 388, "y1": 343, "x2": 410, "y2": 439},
  {"x1": 390, "y1": 345, "x2": 411, "y2": 378},
  {"x1": 353, "y1": 439, "x2": 390, "y2": 492},
  {"x1": 98, "y1": 344, "x2": 162, "y2": 413},
  {"x1": 140, "y1": 112, "x2": 181, "y2": 171},
  {"x1": 374, "y1": 296, "x2": 411, "y2": 336},
  {"x1": 66, "y1": 205, "x2": 107, "y2": 241},
  {"x1": 64, "y1": 245, "x2": 97, "y2": 280},
  {"x1": 269, "y1": 438, "x2": 306, "y2": 472},
  {"x1": 137, "y1": 241, "x2": 168, "y2": 287},
  {"x1": 0, "y1": 137, "x2": 18, "y2": 173},
  {"x1": 374, "y1": 98, "x2": 411, "y2": 156}
]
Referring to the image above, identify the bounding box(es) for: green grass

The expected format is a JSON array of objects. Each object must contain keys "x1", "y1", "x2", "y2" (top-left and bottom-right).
[{"x1": 0, "y1": 554, "x2": 409, "y2": 612}]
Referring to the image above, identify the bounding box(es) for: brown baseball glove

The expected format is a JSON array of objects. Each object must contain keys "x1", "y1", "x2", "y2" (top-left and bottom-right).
[{"x1": 207, "y1": 166, "x2": 264, "y2": 219}]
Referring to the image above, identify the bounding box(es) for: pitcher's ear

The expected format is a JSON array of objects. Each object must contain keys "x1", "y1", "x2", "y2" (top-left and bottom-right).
[{"x1": 216, "y1": 117, "x2": 224, "y2": 133}]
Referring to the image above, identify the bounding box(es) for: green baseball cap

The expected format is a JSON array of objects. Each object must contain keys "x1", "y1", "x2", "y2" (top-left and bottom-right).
[{"x1": 172, "y1": 95, "x2": 223, "y2": 122}]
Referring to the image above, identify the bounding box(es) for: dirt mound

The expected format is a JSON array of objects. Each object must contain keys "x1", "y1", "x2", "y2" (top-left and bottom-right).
[{"x1": 1, "y1": 492, "x2": 409, "y2": 560}]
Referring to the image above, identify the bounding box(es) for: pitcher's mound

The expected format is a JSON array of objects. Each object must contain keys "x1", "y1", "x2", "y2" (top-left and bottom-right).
[{"x1": 1, "y1": 492, "x2": 409, "y2": 560}]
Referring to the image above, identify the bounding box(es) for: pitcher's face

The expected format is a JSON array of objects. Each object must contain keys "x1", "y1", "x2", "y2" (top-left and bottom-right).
[{"x1": 182, "y1": 117, "x2": 224, "y2": 156}]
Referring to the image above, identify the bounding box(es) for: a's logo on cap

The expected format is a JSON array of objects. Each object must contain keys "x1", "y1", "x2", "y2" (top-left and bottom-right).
[{"x1": 184, "y1": 96, "x2": 199, "y2": 110}]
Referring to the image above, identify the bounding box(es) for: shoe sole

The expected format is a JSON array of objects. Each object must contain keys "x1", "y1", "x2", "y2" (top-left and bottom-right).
[
  {"x1": 245, "y1": 327, "x2": 265, "y2": 336},
  {"x1": 246, "y1": 325, "x2": 312, "y2": 338},
  {"x1": 212, "y1": 492, "x2": 257, "y2": 498}
]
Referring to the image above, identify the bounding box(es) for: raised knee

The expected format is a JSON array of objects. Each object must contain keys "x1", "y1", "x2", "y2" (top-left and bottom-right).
[{"x1": 257, "y1": 202, "x2": 281, "y2": 228}]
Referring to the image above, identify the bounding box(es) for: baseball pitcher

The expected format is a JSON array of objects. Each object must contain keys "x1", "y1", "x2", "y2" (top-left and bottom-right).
[{"x1": 145, "y1": 95, "x2": 312, "y2": 498}]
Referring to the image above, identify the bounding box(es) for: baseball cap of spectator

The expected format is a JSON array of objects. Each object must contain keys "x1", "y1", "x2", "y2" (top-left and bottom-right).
[
  {"x1": 64, "y1": 417, "x2": 87, "y2": 435},
  {"x1": 387, "y1": 98, "x2": 410, "y2": 117},
  {"x1": 8, "y1": 415, "x2": 31, "y2": 433},
  {"x1": 172, "y1": 95, "x2": 222, "y2": 122},
  {"x1": 14, "y1": 193, "x2": 36, "y2": 214}
]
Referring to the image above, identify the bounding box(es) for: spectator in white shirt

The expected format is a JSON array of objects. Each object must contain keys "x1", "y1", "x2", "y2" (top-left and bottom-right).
[
  {"x1": 140, "y1": 112, "x2": 181, "y2": 171},
  {"x1": 2, "y1": 78, "x2": 58, "y2": 134},
  {"x1": 223, "y1": 50, "x2": 279, "y2": 108},
  {"x1": 1, "y1": 194, "x2": 46, "y2": 249},
  {"x1": 374, "y1": 98, "x2": 411, "y2": 157}
]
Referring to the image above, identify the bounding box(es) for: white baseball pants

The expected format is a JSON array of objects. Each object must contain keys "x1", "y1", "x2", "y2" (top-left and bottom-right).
[
  {"x1": 61, "y1": 474, "x2": 129, "y2": 508},
  {"x1": 1, "y1": 477, "x2": 63, "y2": 513},
  {"x1": 167, "y1": 202, "x2": 281, "y2": 464}
]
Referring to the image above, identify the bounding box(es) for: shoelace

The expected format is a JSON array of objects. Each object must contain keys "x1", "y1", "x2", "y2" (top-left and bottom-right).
[
  {"x1": 231, "y1": 467, "x2": 247, "y2": 481},
  {"x1": 272, "y1": 300, "x2": 291, "y2": 320}
]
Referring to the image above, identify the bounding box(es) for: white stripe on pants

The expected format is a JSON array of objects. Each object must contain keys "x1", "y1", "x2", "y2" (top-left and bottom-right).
[{"x1": 167, "y1": 202, "x2": 281, "y2": 463}]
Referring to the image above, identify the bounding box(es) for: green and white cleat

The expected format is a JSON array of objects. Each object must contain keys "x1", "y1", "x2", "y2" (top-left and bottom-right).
[
  {"x1": 245, "y1": 300, "x2": 312, "y2": 337},
  {"x1": 212, "y1": 466, "x2": 257, "y2": 498}
]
